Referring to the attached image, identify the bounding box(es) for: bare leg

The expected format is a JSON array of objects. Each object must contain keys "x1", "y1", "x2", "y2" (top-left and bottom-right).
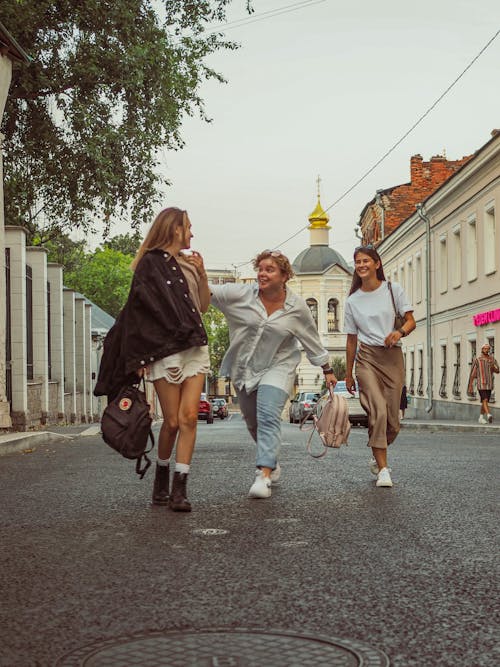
[
  {"x1": 154, "y1": 374, "x2": 205, "y2": 463},
  {"x1": 175, "y1": 374, "x2": 205, "y2": 464},
  {"x1": 153, "y1": 378, "x2": 181, "y2": 460},
  {"x1": 372, "y1": 446, "x2": 388, "y2": 470}
]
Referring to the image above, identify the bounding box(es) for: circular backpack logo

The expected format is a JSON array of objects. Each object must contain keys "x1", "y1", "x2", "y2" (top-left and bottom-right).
[{"x1": 119, "y1": 397, "x2": 132, "y2": 411}]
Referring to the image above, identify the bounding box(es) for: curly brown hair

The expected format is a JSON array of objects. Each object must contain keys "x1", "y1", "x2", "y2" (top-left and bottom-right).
[{"x1": 252, "y1": 250, "x2": 295, "y2": 281}]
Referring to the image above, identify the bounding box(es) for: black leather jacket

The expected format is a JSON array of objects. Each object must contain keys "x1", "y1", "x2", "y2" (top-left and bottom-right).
[{"x1": 94, "y1": 249, "x2": 208, "y2": 399}]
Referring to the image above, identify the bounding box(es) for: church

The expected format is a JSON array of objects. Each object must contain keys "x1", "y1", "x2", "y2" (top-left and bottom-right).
[{"x1": 287, "y1": 187, "x2": 352, "y2": 394}]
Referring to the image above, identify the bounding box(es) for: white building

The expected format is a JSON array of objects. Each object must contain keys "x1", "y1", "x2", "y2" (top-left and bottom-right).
[
  {"x1": 288, "y1": 192, "x2": 353, "y2": 394},
  {"x1": 377, "y1": 130, "x2": 500, "y2": 420}
]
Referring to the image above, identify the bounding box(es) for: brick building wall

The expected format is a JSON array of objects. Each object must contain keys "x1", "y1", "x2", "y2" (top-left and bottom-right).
[{"x1": 359, "y1": 153, "x2": 473, "y2": 244}]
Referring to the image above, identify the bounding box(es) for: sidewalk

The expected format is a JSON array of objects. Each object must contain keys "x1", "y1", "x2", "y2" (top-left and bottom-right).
[
  {"x1": 400, "y1": 417, "x2": 500, "y2": 433},
  {"x1": 0, "y1": 423, "x2": 100, "y2": 457}
]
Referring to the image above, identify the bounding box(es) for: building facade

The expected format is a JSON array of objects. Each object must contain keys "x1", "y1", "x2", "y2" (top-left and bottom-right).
[
  {"x1": 358, "y1": 152, "x2": 472, "y2": 245},
  {"x1": 287, "y1": 192, "x2": 352, "y2": 395},
  {"x1": 376, "y1": 131, "x2": 500, "y2": 420}
]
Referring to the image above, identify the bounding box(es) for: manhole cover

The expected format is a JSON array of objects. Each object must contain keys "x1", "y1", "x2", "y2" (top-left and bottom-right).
[{"x1": 56, "y1": 629, "x2": 389, "y2": 666}]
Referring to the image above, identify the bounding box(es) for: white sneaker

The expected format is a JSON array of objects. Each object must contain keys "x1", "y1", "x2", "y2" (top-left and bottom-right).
[
  {"x1": 249, "y1": 472, "x2": 272, "y2": 498},
  {"x1": 478, "y1": 415, "x2": 488, "y2": 424},
  {"x1": 487, "y1": 413, "x2": 493, "y2": 423},
  {"x1": 369, "y1": 457, "x2": 379, "y2": 476},
  {"x1": 255, "y1": 463, "x2": 281, "y2": 484},
  {"x1": 376, "y1": 467, "x2": 393, "y2": 487},
  {"x1": 271, "y1": 463, "x2": 281, "y2": 484}
]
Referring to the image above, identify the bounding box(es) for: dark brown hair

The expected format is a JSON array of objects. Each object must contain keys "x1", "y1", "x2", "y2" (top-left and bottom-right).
[{"x1": 349, "y1": 246, "x2": 386, "y2": 295}]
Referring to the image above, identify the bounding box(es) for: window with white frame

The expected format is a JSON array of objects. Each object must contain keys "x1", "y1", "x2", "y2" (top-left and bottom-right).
[
  {"x1": 415, "y1": 253, "x2": 422, "y2": 303},
  {"x1": 439, "y1": 235, "x2": 448, "y2": 293},
  {"x1": 484, "y1": 203, "x2": 496, "y2": 275},
  {"x1": 406, "y1": 258, "x2": 413, "y2": 304},
  {"x1": 452, "y1": 225, "x2": 461, "y2": 288},
  {"x1": 466, "y1": 215, "x2": 477, "y2": 282},
  {"x1": 439, "y1": 345, "x2": 447, "y2": 398}
]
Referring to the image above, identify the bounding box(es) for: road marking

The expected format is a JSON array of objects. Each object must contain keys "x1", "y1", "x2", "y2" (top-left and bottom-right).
[{"x1": 192, "y1": 528, "x2": 229, "y2": 536}]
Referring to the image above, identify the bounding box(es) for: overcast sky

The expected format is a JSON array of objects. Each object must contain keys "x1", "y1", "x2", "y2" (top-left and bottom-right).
[{"x1": 109, "y1": 0, "x2": 500, "y2": 275}]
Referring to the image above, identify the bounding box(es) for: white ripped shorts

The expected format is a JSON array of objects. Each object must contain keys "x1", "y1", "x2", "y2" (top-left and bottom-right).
[{"x1": 147, "y1": 345, "x2": 210, "y2": 384}]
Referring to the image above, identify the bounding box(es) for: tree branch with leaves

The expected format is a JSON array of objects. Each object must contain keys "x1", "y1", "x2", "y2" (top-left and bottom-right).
[{"x1": 1, "y1": 0, "x2": 252, "y2": 244}]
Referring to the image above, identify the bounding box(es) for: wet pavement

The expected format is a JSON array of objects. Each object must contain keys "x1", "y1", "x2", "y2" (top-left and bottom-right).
[{"x1": 0, "y1": 415, "x2": 498, "y2": 666}]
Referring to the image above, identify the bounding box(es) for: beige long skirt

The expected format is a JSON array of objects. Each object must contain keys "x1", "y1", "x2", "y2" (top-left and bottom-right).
[{"x1": 355, "y1": 343, "x2": 404, "y2": 449}]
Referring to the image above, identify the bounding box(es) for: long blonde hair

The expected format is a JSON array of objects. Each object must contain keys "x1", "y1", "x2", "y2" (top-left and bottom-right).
[{"x1": 131, "y1": 207, "x2": 188, "y2": 270}]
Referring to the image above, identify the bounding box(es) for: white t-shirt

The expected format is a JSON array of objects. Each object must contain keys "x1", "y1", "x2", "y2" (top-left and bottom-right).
[{"x1": 344, "y1": 281, "x2": 413, "y2": 347}]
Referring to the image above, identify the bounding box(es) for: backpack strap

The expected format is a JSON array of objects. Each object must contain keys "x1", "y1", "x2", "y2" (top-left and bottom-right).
[{"x1": 135, "y1": 428, "x2": 155, "y2": 479}]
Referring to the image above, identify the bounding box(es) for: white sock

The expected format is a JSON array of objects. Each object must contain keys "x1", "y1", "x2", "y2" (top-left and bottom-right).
[
  {"x1": 157, "y1": 457, "x2": 170, "y2": 467},
  {"x1": 175, "y1": 462, "x2": 190, "y2": 474}
]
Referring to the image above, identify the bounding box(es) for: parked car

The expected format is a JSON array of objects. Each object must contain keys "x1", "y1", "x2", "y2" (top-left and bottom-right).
[
  {"x1": 198, "y1": 395, "x2": 214, "y2": 423},
  {"x1": 333, "y1": 380, "x2": 368, "y2": 427},
  {"x1": 288, "y1": 391, "x2": 320, "y2": 423},
  {"x1": 212, "y1": 398, "x2": 228, "y2": 419}
]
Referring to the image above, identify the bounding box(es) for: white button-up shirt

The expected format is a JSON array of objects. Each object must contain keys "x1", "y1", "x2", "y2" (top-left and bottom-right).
[{"x1": 210, "y1": 283, "x2": 329, "y2": 393}]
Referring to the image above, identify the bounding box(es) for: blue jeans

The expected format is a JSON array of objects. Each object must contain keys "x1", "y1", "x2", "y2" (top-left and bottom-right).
[{"x1": 236, "y1": 384, "x2": 289, "y2": 469}]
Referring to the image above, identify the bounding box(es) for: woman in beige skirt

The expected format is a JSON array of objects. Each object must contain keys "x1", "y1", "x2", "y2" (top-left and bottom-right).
[{"x1": 344, "y1": 246, "x2": 416, "y2": 487}]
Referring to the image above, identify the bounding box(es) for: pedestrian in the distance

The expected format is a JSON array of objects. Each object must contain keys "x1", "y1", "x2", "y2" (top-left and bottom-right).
[
  {"x1": 96, "y1": 207, "x2": 210, "y2": 512},
  {"x1": 210, "y1": 249, "x2": 337, "y2": 499},
  {"x1": 344, "y1": 245, "x2": 416, "y2": 488},
  {"x1": 400, "y1": 385, "x2": 408, "y2": 419},
  {"x1": 467, "y1": 343, "x2": 499, "y2": 423}
]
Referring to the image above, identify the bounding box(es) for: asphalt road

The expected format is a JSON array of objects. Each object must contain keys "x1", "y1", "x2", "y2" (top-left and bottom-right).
[{"x1": 0, "y1": 415, "x2": 498, "y2": 667}]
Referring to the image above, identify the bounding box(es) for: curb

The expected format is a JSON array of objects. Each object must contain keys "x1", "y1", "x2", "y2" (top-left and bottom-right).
[
  {"x1": 0, "y1": 431, "x2": 74, "y2": 457},
  {"x1": 400, "y1": 421, "x2": 500, "y2": 434}
]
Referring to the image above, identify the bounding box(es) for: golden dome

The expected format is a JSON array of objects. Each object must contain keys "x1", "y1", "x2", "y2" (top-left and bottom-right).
[{"x1": 308, "y1": 197, "x2": 330, "y2": 229}]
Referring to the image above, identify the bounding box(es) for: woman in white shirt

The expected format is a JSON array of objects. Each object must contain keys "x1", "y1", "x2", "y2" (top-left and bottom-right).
[
  {"x1": 211, "y1": 250, "x2": 337, "y2": 499},
  {"x1": 344, "y1": 246, "x2": 416, "y2": 488}
]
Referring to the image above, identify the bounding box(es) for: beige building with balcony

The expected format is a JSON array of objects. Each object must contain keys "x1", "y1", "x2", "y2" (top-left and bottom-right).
[{"x1": 377, "y1": 130, "x2": 500, "y2": 421}]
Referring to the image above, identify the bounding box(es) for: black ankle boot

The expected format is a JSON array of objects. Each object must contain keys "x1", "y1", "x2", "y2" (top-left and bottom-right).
[
  {"x1": 152, "y1": 463, "x2": 170, "y2": 505},
  {"x1": 169, "y1": 472, "x2": 192, "y2": 512}
]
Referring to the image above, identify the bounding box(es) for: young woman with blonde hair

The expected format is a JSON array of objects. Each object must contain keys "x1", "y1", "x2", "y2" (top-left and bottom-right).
[{"x1": 96, "y1": 207, "x2": 210, "y2": 511}]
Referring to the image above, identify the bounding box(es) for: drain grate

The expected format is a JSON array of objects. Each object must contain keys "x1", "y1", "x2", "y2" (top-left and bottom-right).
[{"x1": 56, "y1": 628, "x2": 390, "y2": 666}]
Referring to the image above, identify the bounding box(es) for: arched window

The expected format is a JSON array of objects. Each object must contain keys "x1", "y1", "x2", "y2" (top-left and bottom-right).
[
  {"x1": 327, "y1": 298, "x2": 339, "y2": 332},
  {"x1": 306, "y1": 298, "x2": 318, "y2": 329}
]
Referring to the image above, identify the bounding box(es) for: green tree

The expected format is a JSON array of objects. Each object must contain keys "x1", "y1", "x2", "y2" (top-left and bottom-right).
[
  {"x1": 1, "y1": 0, "x2": 252, "y2": 244},
  {"x1": 35, "y1": 232, "x2": 87, "y2": 273},
  {"x1": 202, "y1": 305, "x2": 229, "y2": 381},
  {"x1": 64, "y1": 247, "x2": 133, "y2": 317},
  {"x1": 332, "y1": 356, "x2": 346, "y2": 380},
  {"x1": 102, "y1": 232, "x2": 142, "y2": 257}
]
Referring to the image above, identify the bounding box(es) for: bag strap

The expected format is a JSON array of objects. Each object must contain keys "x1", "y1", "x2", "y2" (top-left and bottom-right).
[
  {"x1": 387, "y1": 280, "x2": 398, "y2": 317},
  {"x1": 135, "y1": 376, "x2": 155, "y2": 480},
  {"x1": 135, "y1": 429, "x2": 155, "y2": 479},
  {"x1": 305, "y1": 386, "x2": 334, "y2": 459}
]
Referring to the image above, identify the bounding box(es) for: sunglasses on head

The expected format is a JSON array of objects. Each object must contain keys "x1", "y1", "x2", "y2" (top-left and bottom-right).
[
  {"x1": 354, "y1": 244, "x2": 375, "y2": 252},
  {"x1": 263, "y1": 249, "x2": 283, "y2": 257}
]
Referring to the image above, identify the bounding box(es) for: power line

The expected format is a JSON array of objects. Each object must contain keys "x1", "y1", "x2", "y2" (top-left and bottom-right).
[
  {"x1": 234, "y1": 26, "x2": 500, "y2": 268},
  {"x1": 203, "y1": 0, "x2": 327, "y2": 34}
]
